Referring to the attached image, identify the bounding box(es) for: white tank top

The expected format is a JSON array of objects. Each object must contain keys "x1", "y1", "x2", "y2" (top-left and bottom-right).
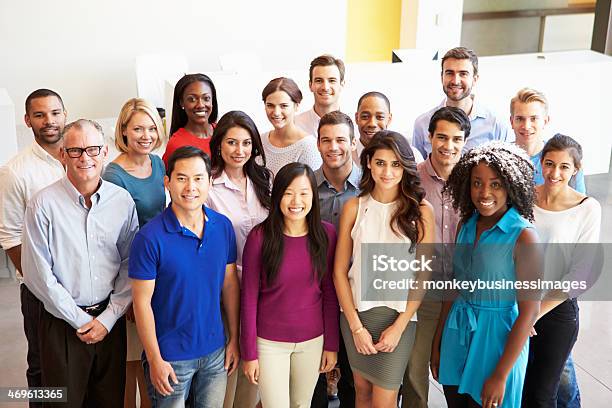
[{"x1": 348, "y1": 194, "x2": 416, "y2": 316}]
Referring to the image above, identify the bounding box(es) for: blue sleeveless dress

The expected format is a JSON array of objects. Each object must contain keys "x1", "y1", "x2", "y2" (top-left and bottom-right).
[{"x1": 439, "y1": 206, "x2": 533, "y2": 407}]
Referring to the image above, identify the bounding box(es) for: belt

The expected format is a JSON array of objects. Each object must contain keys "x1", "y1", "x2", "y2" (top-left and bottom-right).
[{"x1": 78, "y1": 297, "x2": 110, "y2": 317}]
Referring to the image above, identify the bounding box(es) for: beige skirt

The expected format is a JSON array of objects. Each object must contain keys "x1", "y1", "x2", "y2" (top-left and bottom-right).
[{"x1": 340, "y1": 306, "x2": 416, "y2": 390}]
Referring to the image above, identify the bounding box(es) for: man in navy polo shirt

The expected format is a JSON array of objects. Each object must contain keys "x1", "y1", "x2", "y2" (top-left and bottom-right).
[{"x1": 130, "y1": 146, "x2": 240, "y2": 407}]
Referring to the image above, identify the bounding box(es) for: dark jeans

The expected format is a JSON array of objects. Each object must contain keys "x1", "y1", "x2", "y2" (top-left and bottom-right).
[
  {"x1": 39, "y1": 309, "x2": 126, "y2": 407},
  {"x1": 20, "y1": 284, "x2": 43, "y2": 408},
  {"x1": 523, "y1": 299, "x2": 579, "y2": 408},
  {"x1": 311, "y1": 330, "x2": 355, "y2": 407},
  {"x1": 558, "y1": 354, "x2": 581, "y2": 408}
]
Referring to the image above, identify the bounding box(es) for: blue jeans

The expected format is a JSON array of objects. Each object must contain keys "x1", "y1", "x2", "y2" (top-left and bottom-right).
[
  {"x1": 557, "y1": 354, "x2": 581, "y2": 408},
  {"x1": 143, "y1": 346, "x2": 227, "y2": 408}
]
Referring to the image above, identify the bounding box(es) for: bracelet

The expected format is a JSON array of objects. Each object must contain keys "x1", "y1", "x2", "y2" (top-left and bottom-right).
[{"x1": 352, "y1": 326, "x2": 364, "y2": 335}]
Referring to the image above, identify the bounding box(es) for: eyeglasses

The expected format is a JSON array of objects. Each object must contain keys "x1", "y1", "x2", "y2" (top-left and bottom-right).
[{"x1": 64, "y1": 145, "x2": 104, "y2": 158}]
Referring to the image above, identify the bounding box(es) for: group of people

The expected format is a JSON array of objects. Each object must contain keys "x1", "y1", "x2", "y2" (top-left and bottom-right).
[{"x1": 0, "y1": 46, "x2": 601, "y2": 408}]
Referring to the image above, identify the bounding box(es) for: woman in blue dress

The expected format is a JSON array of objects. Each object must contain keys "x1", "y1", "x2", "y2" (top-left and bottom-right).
[{"x1": 430, "y1": 142, "x2": 541, "y2": 408}]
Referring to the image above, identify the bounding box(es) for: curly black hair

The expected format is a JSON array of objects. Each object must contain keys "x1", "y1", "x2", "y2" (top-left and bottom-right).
[{"x1": 444, "y1": 141, "x2": 536, "y2": 223}]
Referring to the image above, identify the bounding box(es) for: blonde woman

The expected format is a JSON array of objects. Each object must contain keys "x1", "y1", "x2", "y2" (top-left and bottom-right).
[{"x1": 102, "y1": 98, "x2": 167, "y2": 408}]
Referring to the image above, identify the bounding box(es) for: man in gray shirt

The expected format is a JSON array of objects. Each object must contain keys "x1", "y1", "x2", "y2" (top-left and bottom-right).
[
  {"x1": 22, "y1": 119, "x2": 138, "y2": 407},
  {"x1": 311, "y1": 111, "x2": 361, "y2": 407}
]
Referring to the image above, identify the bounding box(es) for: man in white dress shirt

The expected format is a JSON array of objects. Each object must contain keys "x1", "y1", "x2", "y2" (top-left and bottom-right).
[
  {"x1": 295, "y1": 54, "x2": 345, "y2": 136},
  {"x1": 0, "y1": 89, "x2": 66, "y2": 405}
]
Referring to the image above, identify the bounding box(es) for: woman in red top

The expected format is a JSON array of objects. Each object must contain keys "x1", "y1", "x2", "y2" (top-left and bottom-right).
[{"x1": 162, "y1": 73, "x2": 218, "y2": 166}]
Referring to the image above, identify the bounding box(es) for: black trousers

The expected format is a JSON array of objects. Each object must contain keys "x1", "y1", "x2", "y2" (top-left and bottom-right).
[
  {"x1": 21, "y1": 284, "x2": 43, "y2": 408},
  {"x1": 522, "y1": 298, "x2": 579, "y2": 408},
  {"x1": 443, "y1": 385, "x2": 481, "y2": 408},
  {"x1": 310, "y1": 330, "x2": 355, "y2": 407},
  {"x1": 38, "y1": 308, "x2": 126, "y2": 408}
]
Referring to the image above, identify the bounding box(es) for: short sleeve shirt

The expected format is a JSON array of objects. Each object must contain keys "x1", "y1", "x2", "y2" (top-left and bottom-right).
[{"x1": 129, "y1": 205, "x2": 237, "y2": 361}]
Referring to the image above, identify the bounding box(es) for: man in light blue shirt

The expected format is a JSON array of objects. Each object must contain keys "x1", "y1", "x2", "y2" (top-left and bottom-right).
[
  {"x1": 413, "y1": 47, "x2": 512, "y2": 158},
  {"x1": 510, "y1": 87, "x2": 586, "y2": 193},
  {"x1": 22, "y1": 119, "x2": 138, "y2": 407}
]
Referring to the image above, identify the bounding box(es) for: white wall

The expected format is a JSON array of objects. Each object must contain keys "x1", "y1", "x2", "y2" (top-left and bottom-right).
[{"x1": 0, "y1": 0, "x2": 346, "y2": 124}]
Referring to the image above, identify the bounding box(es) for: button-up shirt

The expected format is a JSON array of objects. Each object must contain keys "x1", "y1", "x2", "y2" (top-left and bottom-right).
[
  {"x1": 206, "y1": 171, "x2": 269, "y2": 278},
  {"x1": 417, "y1": 157, "x2": 461, "y2": 277},
  {"x1": 412, "y1": 96, "x2": 513, "y2": 158},
  {"x1": 22, "y1": 177, "x2": 138, "y2": 331},
  {"x1": 0, "y1": 142, "x2": 65, "y2": 275},
  {"x1": 314, "y1": 165, "x2": 362, "y2": 229}
]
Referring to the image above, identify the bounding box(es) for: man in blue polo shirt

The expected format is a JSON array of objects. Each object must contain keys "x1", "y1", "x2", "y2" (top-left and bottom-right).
[{"x1": 130, "y1": 146, "x2": 240, "y2": 407}]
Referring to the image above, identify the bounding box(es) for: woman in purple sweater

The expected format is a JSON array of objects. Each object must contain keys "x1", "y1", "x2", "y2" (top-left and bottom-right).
[{"x1": 240, "y1": 162, "x2": 340, "y2": 408}]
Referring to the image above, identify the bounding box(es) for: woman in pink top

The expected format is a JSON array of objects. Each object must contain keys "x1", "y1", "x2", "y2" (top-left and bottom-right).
[
  {"x1": 241, "y1": 163, "x2": 340, "y2": 408},
  {"x1": 206, "y1": 110, "x2": 272, "y2": 407},
  {"x1": 162, "y1": 73, "x2": 218, "y2": 166}
]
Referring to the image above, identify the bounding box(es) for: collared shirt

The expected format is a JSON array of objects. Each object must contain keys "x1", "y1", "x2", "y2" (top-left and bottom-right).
[
  {"x1": 22, "y1": 177, "x2": 138, "y2": 331},
  {"x1": 129, "y1": 205, "x2": 237, "y2": 361},
  {"x1": 0, "y1": 142, "x2": 65, "y2": 268},
  {"x1": 314, "y1": 165, "x2": 362, "y2": 229},
  {"x1": 412, "y1": 96, "x2": 513, "y2": 158},
  {"x1": 295, "y1": 107, "x2": 321, "y2": 137},
  {"x1": 417, "y1": 157, "x2": 461, "y2": 278},
  {"x1": 206, "y1": 171, "x2": 269, "y2": 278}
]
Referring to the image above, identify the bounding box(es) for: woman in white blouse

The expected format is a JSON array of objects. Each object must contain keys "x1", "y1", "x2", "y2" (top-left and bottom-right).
[
  {"x1": 522, "y1": 134, "x2": 601, "y2": 407},
  {"x1": 260, "y1": 77, "x2": 322, "y2": 176},
  {"x1": 206, "y1": 110, "x2": 272, "y2": 408}
]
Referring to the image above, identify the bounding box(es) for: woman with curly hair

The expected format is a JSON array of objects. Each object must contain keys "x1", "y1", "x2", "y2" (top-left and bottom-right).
[
  {"x1": 333, "y1": 130, "x2": 435, "y2": 407},
  {"x1": 430, "y1": 142, "x2": 540, "y2": 408}
]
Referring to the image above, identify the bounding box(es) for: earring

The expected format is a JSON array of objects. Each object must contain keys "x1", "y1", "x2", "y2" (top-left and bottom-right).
[{"x1": 181, "y1": 106, "x2": 185, "y2": 110}]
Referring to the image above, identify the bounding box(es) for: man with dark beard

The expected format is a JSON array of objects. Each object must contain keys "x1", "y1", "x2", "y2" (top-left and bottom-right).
[
  {"x1": 412, "y1": 47, "x2": 511, "y2": 158},
  {"x1": 0, "y1": 89, "x2": 66, "y2": 407}
]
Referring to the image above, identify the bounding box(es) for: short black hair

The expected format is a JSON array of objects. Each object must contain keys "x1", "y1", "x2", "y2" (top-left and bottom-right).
[
  {"x1": 428, "y1": 107, "x2": 471, "y2": 139},
  {"x1": 357, "y1": 91, "x2": 390, "y2": 112},
  {"x1": 25, "y1": 89, "x2": 65, "y2": 114},
  {"x1": 166, "y1": 146, "x2": 211, "y2": 179}
]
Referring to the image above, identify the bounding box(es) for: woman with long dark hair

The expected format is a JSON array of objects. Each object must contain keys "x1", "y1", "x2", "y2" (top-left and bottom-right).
[
  {"x1": 522, "y1": 134, "x2": 601, "y2": 406},
  {"x1": 162, "y1": 73, "x2": 218, "y2": 166},
  {"x1": 333, "y1": 130, "x2": 435, "y2": 407},
  {"x1": 240, "y1": 163, "x2": 339, "y2": 408},
  {"x1": 206, "y1": 110, "x2": 272, "y2": 407}
]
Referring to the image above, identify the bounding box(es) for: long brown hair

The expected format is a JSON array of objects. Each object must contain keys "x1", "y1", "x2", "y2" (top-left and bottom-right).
[{"x1": 359, "y1": 130, "x2": 425, "y2": 252}]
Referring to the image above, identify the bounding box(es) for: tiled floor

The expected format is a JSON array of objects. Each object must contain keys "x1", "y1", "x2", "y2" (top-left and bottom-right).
[{"x1": 1, "y1": 168, "x2": 610, "y2": 407}]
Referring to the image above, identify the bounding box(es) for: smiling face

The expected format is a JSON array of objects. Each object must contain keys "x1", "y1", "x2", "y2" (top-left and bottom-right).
[
  {"x1": 511, "y1": 101, "x2": 549, "y2": 147},
  {"x1": 25, "y1": 96, "x2": 67, "y2": 147},
  {"x1": 470, "y1": 162, "x2": 508, "y2": 220},
  {"x1": 309, "y1": 65, "x2": 343, "y2": 109},
  {"x1": 165, "y1": 156, "x2": 210, "y2": 214},
  {"x1": 541, "y1": 149, "x2": 578, "y2": 189},
  {"x1": 220, "y1": 126, "x2": 252, "y2": 172},
  {"x1": 441, "y1": 58, "x2": 478, "y2": 102},
  {"x1": 355, "y1": 96, "x2": 392, "y2": 145},
  {"x1": 181, "y1": 81, "x2": 213, "y2": 126},
  {"x1": 429, "y1": 119, "x2": 465, "y2": 170},
  {"x1": 123, "y1": 111, "x2": 158, "y2": 155},
  {"x1": 367, "y1": 148, "x2": 403, "y2": 191},
  {"x1": 61, "y1": 123, "x2": 108, "y2": 190},
  {"x1": 318, "y1": 123, "x2": 355, "y2": 170},
  {"x1": 280, "y1": 174, "x2": 313, "y2": 224},
  {"x1": 265, "y1": 90, "x2": 298, "y2": 130}
]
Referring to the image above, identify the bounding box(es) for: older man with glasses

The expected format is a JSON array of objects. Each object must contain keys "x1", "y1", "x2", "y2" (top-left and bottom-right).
[{"x1": 22, "y1": 119, "x2": 139, "y2": 407}]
